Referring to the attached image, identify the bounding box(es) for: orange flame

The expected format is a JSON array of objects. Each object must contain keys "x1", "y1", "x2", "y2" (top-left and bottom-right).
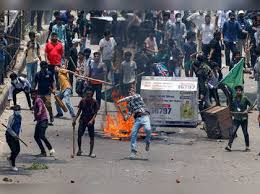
[{"x1": 104, "y1": 89, "x2": 134, "y2": 138}]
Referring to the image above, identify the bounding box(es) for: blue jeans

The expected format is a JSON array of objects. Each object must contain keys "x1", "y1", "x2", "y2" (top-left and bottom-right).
[
  {"x1": 131, "y1": 115, "x2": 152, "y2": 153},
  {"x1": 173, "y1": 66, "x2": 181, "y2": 77},
  {"x1": 26, "y1": 62, "x2": 38, "y2": 88},
  {"x1": 55, "y1": 88, "x2": 75, "y2": 117}
]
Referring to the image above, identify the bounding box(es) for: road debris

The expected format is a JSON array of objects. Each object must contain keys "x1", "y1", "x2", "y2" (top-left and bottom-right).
[
  {"x1": 3, "y1": 177, "x2": 13, "y2": 182},
  {"x1": 26, "y1": 163, "x2": 48, "y2": 170}
]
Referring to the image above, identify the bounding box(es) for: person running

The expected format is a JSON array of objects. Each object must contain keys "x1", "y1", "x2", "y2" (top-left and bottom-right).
[
  {"x1": 72, "y1": 87, "x2": 99, "y2": 157},
  {"x1": 34, "y1": 61, "x2": 55, "y2": 125},
  {"x1": 31, "y1": 89, "x2": 55, "y2": 157},
  {"x1": 225, "y1": 85, "x2": 252, "y2": 152},
  {"x1": 117, "y1": 87, "x2": 152, "y2": 159},
  {"x1": 5, "y1": 105, "x2": 22, "y2": 171},
  {"x1": 54, "y1": 63, "x2": 76, "y2": 119}
]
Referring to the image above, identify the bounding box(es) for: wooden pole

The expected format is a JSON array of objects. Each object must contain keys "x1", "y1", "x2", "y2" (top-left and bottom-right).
[
  {"x1": 60, "y1": 68, "x2": 113, "y2": 85},
  {"x1": 72, "y1": 125, "x2": 75, "y2": 157}
]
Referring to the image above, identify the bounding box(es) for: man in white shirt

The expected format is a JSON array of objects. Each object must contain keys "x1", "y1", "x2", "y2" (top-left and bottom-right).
[
  {"x1": 8, "y1": 73, "x2": 32, "y2": 109},
  {"x1": 198, "y1": 14, "x2": 215, "y2": 57},
  {"x1": 144, "y1": 32, "x2": 158, "y2": 55},
  {"x1": 120, "y1": 51, "x2": 137, "y2": 96},
  {"x1": 215, "y1": 10, "x2": 229, "y2": 31},
  {"x1": 187, "y1": 10, "x2": 205, "y2": 32},
  {"x1": 99, "y1": 30, "x2": 117, "y2": 83}
]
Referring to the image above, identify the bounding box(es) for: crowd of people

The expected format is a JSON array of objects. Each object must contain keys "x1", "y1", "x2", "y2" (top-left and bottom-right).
[{"x1": 3, "y1": 10, "x2": 260, "y2": 171}]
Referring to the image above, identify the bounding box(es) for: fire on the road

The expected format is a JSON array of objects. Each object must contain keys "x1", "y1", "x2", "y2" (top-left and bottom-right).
[{"x1": 104, "y1": 89, "x2": 134, "y2": 138}]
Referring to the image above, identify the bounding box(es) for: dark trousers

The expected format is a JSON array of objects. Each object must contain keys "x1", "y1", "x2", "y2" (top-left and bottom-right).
[
  {"x1": 13, "y1": 88, "x2": 32, "y2": 108},
  {"x1": 91, "y1": 84, "x2": 102, "y2": 108},
  {"x1": 69, "y1": 72, "x2": 74, "y2": 93},
  {"x1": 48, "y1": 65, "x2": 60, "y2": 90},
  {"x1": 202, "y1": 43, "x2": 211, "y2": 58},
  {"x1": 6, "y1": 133, "x2": 20, "y2": 167},
  {"x1": 103, "y1": 60, "x2": 112, "y2": 81},
  {"x1": 228, "y1": 119, "x2": 249, "y2": 147},
  {"x1": 30, "y1": 10, "x2": 43, "y2": 31},
  {"x1": 209, "y1": 88, "x2": 220, "y2": 106},
  {"x1": 0, "y1": 60, "x2": 4, "y2": 85},
  {"x1": 34, "y1": 120, "x2": 53, "y2": 154},
  {"x1": 224, "y1": 41, "x2": 237, "y2": 67},
  {"x1": 78, "y1": 120, "x2": 95, "y2": 150}
]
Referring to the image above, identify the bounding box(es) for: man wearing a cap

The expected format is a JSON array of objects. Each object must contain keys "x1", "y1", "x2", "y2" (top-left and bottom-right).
[{"x1": 225, "y1": 85, "x2": 252, "y2": 152}]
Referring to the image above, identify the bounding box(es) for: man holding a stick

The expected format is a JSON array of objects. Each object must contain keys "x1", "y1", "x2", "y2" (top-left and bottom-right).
[
  {"x1": 55, "y1": 64, "x2": 76, "y2": 119},
  {"x1": 72, "y1": 87, "x2": 99, "y2": 157},
  {"x1": 4, "y1": 105, "x2": 22, "y2": 171},
  {"x1": 117, "y1": 88, "x2": 152, "y2": 159},
  {"x1": 225, "y1": 85, "x2": 252, "y2": 152},
  {"x1": 31, "y1": 89, "x2": 55, "y2": 157}
]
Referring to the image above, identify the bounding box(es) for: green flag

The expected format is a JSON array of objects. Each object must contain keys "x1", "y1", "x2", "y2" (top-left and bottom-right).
[{"x1": 220, "y1": 58, "x2": 244, "y2": 94}]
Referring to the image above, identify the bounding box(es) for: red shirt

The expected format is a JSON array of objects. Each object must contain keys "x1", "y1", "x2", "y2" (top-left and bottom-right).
[{"x1": 45, "y1": 41, "x2": 63, "y2": 66}]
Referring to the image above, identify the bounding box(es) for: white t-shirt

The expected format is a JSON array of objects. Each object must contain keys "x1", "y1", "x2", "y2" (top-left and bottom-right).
[
  {"x1": 199, "y1": 23, "x2": 215, "y2": 44},
  {"x1": 99, "y1": 37, "x2": 117, "y2": 61},
  {"x1": 144, "y1": 37, "x2": 158, "y2": 53},
  {"x1": 121, "y1": 60, "x2": 137, "y2": 84},
  {"x1": 216, "y1": 10, "x2": 228, "y2": 30},
  {"x1": 187, "y1": 12, "x2": 205, "y2": 30}
]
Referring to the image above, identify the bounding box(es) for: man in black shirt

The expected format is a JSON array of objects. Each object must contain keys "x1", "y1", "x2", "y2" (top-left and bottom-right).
[
  {"x1": 65, "y1": 15, "x2": 78, "y2": 57},
  {"x1": 72, "y1": 87, "x2": 99, "y2": 157},
  {"x1": 46, "y1": 11, "x2": 60, "y2": 43},
  {"x1": 67, "y1": 38, "x2": 80, "y2": 93},
  {"x1": 209, "y1": 31, "x2": 223, "y2": 80},
  {"x1": 34, "y1": 61, "x2": 55, "y2": 125}
]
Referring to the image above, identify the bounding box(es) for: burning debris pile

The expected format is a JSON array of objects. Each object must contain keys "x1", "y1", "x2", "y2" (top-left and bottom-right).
[
  {"x1": 104, "y1": 89, "x2": 135, "y2": 139},
  {"x1": 103, "y1": 89, "x2": 157, "y2": 140}
]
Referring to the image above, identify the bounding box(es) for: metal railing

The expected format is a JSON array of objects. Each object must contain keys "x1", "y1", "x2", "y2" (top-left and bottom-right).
[{"x1": 4, "y1": 11, "x2": 22, "y2": 74}]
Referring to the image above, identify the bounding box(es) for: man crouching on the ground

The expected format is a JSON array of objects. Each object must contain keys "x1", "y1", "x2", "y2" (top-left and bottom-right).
[
  {"x1": 6, "y1": 105, "x2": 22, "y2": 171},
  {"x1": 72, "y1": 87, "x2": 99, "y2": 157},
  {"x1": 31, "y1": 89, "x2": 55, "y2": 157},
  {"x1": 117, "y1": 88, "x2": 152, "y2": 159},
  {"x1": 225, "y1": 85, "x2": 252, "y2": 152}
]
